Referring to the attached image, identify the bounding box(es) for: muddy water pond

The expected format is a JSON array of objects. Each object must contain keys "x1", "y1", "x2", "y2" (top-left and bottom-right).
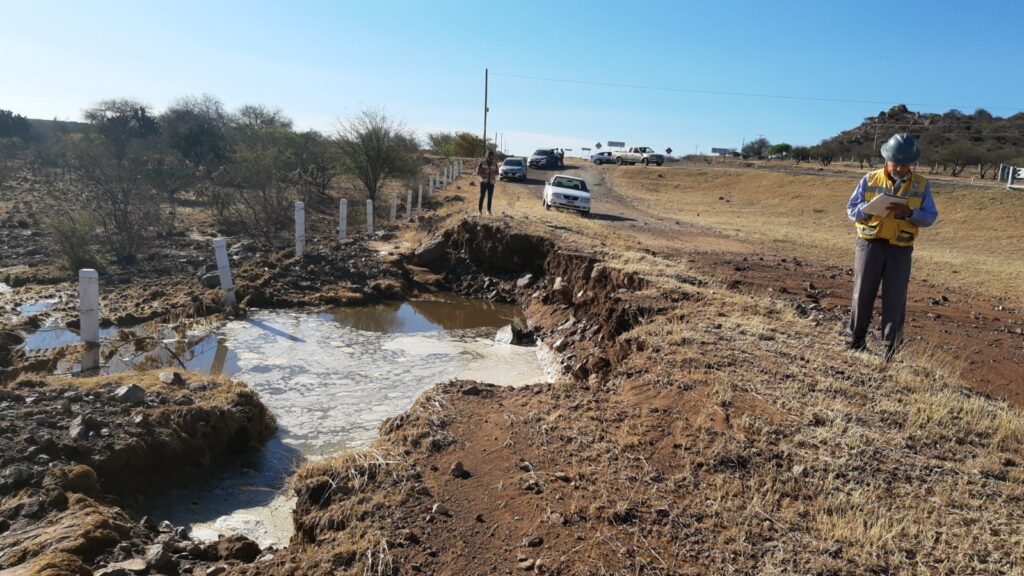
[{"x1": 137, "y1": 297, "x2": 548, "y2": 548}]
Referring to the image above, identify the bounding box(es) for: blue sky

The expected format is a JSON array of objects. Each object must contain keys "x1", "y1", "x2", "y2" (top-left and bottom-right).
[{"x1": 2, "y1": 0, "x2": 1022, "y2": 156}]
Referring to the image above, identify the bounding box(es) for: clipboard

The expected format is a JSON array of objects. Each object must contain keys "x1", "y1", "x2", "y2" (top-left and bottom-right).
[{"x1": 862, "y1": 193, "x2": 909, "y2": 217}]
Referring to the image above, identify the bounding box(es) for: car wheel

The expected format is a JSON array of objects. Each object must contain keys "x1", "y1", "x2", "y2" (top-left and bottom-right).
[
  {"x1": 656, "y1": 162, "x2": 663, "y2": 166},
  {"x1": 616, "y1": 157, "x2": 624, "y2": 165}
]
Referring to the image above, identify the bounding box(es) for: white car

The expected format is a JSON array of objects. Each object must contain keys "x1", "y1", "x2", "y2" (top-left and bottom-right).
[{"x1": 542, "y1": 174, "x2": 590, "y2": 216}]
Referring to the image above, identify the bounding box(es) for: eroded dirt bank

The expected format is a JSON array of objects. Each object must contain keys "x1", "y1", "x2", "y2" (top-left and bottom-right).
[
  {"x1": 249, "y1": 219, "x2": 1023, "y2": 576},
  {"x1": 0, "y1": 371, "x2": 275, "y2": 576}
]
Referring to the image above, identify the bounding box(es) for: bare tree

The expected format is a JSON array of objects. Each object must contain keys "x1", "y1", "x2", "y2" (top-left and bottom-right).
[
  {"x1": 236, "y1": 104, "x2": 293, "y2": 131},
  {"x1": 67, "y1": 100, "x2": 164, "y2": 261},
  {"x1": 290, "y1": 130, "x2": 335, "y2": 207},
  {"x1": 82, "y1": 99, "x2": 159, "y2": 160},
  {"x1": 335, "y1": 109, "x2": 419, "y2": 202},
  {"x1": 160, "y1": 94, "x2": 231, "y2": 172},
  {"x1": 214, "y1": 127, "x2": 296, "y2": 246},
  {"x1": 67, "y1": 136, "x2": 164, "y2": 261},
  {"x1": 940, "y1": 143, "x2": 983, "y2": 177}
]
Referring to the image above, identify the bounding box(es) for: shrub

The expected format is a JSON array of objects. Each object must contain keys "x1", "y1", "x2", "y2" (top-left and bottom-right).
[{"x1": 43, "y1": 211, "x2": 103, "y2": 274}]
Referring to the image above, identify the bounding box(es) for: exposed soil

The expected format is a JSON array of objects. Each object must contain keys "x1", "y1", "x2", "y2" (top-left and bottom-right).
[{"x1": 0, "y1": 370, "x2": 275, "y2": 575}]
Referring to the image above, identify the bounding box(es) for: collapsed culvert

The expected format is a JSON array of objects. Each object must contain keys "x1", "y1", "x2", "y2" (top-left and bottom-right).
[{"x1": 412, "y1": 220, "x2": 663, "y2": 382}]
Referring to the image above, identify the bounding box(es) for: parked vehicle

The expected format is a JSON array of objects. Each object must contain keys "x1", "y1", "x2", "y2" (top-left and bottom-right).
[
  {"x1": 529, "y1": 149, "x2": 560, "y2": 169},
  {"x1": 612, "y1": 146, "x2": 664, "y2": 166},
  {"x1": 590, "y1": 151, "x2": 613, "y2": 165},
  {"x1": 542, "y1": 174, "x2": 590, "y2": 216},
  {"x1": 499, "y1": 157, "x2": 527, "y2": 181}
]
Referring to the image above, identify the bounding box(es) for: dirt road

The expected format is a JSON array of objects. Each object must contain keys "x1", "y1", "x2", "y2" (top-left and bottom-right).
[{"x1": 497, "y1": 161, "x2": 1024, "y2": 407}]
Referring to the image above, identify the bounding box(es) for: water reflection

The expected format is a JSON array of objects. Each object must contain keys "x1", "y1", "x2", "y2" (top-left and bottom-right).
[
  {"x1": 328, "y1": 297, "x2": 523, "y2": 334},
  {"x1": 19, "y1": 299, "x2": 58, "y2": 316},
  {"x1": 24, "y1": 325, "x2": 119, "y2": 352}
]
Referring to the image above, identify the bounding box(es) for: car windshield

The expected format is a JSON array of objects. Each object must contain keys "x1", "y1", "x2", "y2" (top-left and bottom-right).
[
  {"x1": 502, "y1": 158, "x2": 523, "y2": 167},
  {"x1": 533, "y1": 149, "x2": 552, "y2": 156},
  {"x1": 639, "y1": 147, "x2": 654, "y2": 153},
  {"x1": 551, "y1": 177, "x2": 588, "y2": 192}
]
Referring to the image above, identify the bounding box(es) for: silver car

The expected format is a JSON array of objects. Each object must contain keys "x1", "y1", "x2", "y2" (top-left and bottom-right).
[
  {"x1": 499, "y1": 157, "x2": 527, "y2": 181},
  {"x1": 590, "y1": 151, "x2": 613, "y2": 165}
]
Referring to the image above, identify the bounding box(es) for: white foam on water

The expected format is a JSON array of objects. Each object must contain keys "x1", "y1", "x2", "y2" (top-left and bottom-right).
[{"x1": 144, "y1": 300, "x2": 549, "y2": 548}]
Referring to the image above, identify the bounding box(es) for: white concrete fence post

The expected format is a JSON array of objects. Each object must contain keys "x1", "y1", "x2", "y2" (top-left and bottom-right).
[
  {"x1": 212, "y1": 238, "x2": 236, "y2": 308},
  {"x1": 295, "y1": 201, "x2": 305, "y2": 258},
  {"x1": 417, "y1": 184, "x2": 423, "y2": 211},
  {"x1": 407, "y1": 189, "x2": 413, "y2": 220},
  {"x1": 366, "y1": 199, "x2": 374, "y2": 235},
  {"x1": 390, "y1": 193, "x2": 398, "y2": 224},
  {"x1": 339, "y1": 199, "x2": 347, "y2": 240},
  {"x1": 1009, "y1": 167, "x2": 1017, "y2": 191},
  {"x1": 78, "y1": 269, "x2": 100, "y2": 372}
]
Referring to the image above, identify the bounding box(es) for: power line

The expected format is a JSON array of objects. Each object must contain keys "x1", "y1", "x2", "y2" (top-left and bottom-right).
[{"x1": 489, "y1": 71, "x2": 1023, "y2": 112}]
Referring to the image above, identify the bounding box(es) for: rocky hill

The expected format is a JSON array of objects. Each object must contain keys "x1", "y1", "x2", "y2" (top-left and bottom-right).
[{"x1": 823, "y1": 105, "x2": 1024, "y2": 168}]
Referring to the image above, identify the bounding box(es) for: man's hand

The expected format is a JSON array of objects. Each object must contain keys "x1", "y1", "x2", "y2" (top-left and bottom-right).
[{"x1": 887, "y1": 204, "x2": 913, "y2": 219}]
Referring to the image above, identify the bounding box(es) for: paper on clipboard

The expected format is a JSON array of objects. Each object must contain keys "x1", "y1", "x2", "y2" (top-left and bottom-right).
[{"x1": 862, "y1": 193, "x2": 908, "y2": 217}]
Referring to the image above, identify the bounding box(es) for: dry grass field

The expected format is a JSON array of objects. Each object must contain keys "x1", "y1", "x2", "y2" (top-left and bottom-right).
[{"x1": 604, "y1": 164, "x2": 1024, "y2": 304}]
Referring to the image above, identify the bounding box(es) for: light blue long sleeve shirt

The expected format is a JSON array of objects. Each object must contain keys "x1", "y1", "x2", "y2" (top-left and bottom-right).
[{"x1": 846, "y1": 174, "x2": 939, "y2": 227}]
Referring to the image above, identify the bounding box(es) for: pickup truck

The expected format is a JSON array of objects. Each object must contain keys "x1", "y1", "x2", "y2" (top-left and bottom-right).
[{"x1": 612, "y1": 147, "x2": 664, "y2": 166}]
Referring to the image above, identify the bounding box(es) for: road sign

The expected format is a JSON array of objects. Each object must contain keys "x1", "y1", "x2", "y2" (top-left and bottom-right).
[
  {"x1": 607, "y1": 141, "x2": 625, "y2": 148},
  {"x1": 595, "y1": 142, "x2": 602, "y2": 149},
  {"x1": 582, "y1": 147, "x2": 591, "y2": 152},
  {"x1": 710, "y1": 147, "x2": 734, "y2": 155},
  {"x1": 665, "y1": 147, "x2": 673, "y2": 155}
]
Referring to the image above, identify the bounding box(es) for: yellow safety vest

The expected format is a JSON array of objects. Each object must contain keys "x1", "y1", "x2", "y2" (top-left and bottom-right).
[{"x1": 855, "y1": 169, "x2": 927, "y2": 247}]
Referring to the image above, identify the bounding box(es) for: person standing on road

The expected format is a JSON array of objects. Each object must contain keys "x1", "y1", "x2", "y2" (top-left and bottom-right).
[
  {"x1": 476, "y1": 150, "x2": 499, "y2": 215},
  {"x1": 845, "y1": 133, "x2": 939, "y2": 360}
]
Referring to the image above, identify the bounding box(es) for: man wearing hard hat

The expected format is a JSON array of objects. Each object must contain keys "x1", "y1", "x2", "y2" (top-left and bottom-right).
[{"x1": 845, "y1": 133, "x2": 939, "y2": 360}]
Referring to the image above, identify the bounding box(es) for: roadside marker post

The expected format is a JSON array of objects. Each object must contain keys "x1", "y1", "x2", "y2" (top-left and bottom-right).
[
  {"x1": 78, "y1": 269, "x2": 100, "y2": 372},
  {"x1": 339, "y1": 199, "x2": 347, "y2": 240},
  {"x1": 418, "y1": 184, "x2": 423, "y2": 210},
  {"x1": 366, "y1": 199, "x2": 374, "y2": 235},
  {"x1": 295, "y1": 201, "x2": 305, "y2": 258},
  {"x1": 390, "y1": 193, "x2": 398, "y2": 224},
  {"x1": 1009, "y1": 167, "x2": 1023, "y2": 191},
  {"x1": 212, "y1": 239, "x2": 236, "y2": 308},
  {"x1": 407, "y1": 189, "x2": 413, "y2": 220}
]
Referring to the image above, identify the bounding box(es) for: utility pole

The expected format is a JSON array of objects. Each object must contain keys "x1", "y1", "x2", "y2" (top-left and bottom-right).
[
  {"x1": 872, "y1": 122, "x2": 879, "y2": 151},
  {"x1": 483, "y1": 68, "x2": 489, "y2": 156}
]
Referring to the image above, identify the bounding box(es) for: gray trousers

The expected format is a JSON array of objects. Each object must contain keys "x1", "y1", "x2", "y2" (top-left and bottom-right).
[{"x1": 849, "y1": 238, "x2": 913, "y2": 346}]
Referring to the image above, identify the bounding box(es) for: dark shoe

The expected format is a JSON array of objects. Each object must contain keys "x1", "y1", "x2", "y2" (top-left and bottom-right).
[
  {"x1": 845, "y1": 338, "x2": 867, "y2": 352},
  {"x1": 884, "y1": 343, "x2": 898, "y2": 362}
]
